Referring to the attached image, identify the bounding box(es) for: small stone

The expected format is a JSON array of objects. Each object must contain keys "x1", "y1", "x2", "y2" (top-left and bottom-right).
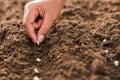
[
  {"x1": 37, "y1": 41, "x2": 40, "y2": 45},
  {"x1": 103, "y1": 39, "x2": 107, "y2": 42},
  {"x1": 36, "y1": 58, "x2": 41, "y2": 62},
  {"x1": 34, "y1": 76, "x2": 40, "y2": 80},
  {"x1": 114, "y1": 60, "x2": 119, "y2": 67},
  {"x1": 34, "y1": 68, "x2": 39, "y2": 73}
]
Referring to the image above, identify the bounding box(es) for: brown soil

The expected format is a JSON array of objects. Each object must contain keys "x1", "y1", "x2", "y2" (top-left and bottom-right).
[{"x1": 0, "y1": 0, "x2": 120, "y2": 80}]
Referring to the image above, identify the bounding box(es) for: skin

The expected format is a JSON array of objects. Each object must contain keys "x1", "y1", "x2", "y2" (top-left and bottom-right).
[{"x1": 23, "y1": 0, "x2": 65, "y2": 43}]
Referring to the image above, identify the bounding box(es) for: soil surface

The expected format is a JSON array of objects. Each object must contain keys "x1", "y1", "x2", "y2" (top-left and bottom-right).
[{"x1": 0, "y1": 0, "x2": 120, "y2": 80}]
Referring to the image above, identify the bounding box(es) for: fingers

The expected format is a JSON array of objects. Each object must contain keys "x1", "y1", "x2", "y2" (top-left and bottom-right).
[
  {"x1": 23, "y1": 9, "x2": 38, "y2": 43},
  {"x1": 32, "y1": 19, "x2": 43, "y2": 29},
  {"x1": 37, "y1": 14, "x2": 54, "y2": 42},
  {"x1": 24, "y1": 9, "x2": 38, "y2": 24},
  {"x1": 24, "y1": 23, "x2": 37, "y2": 43}
]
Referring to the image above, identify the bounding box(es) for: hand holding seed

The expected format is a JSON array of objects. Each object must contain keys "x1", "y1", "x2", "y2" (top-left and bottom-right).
[{"x1": 23, "y1": 0, "x2": 64, "y2": 44}]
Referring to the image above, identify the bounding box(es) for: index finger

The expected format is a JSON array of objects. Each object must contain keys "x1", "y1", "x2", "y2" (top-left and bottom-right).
[
  {"x1": 23, "y1": 9, "x2": 38, "y2": 43},
  {"x1": 24, "y1": 23, "x2": 37, "y2": 43}
]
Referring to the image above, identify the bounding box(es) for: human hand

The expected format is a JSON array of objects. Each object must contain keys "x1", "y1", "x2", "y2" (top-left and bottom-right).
[{"x1": 23, "y1": 0, "x2": 64, "y2": 43}]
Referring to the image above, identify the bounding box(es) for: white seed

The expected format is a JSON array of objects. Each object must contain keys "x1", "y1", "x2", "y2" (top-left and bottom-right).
[
  {"x1": 114, "y1": 60, "x2": 119, "y2": 67},
  {"x1": 34, "y1": 68, "x2": 39, "y2": 73},
  {"x1": 37, "y1": 41, "x2": 40, "y2": 45},
  {"x1": 103, "y1": 39, "x2": 107, "y2": 42},
  {"x1": 36, "y1": 58, "x2": 41, "y2": 62},
  {"x1": 104, "y1": 50, "x2": 109, "y2": 53},
  {"x1": 34, "y1": 76, "x2": 40, "y2": 80}
]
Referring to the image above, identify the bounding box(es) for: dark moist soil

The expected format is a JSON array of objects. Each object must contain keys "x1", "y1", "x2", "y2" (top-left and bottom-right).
[{"x1": 0, "y1": 0, "x2": 120, "y2": 80}]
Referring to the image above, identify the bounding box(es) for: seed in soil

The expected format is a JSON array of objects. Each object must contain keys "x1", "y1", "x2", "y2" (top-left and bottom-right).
[
  {"x1": 103, "y1": 39, "x2": 107, "y2": 42},
  {"x1": 104, "y1": 50, "x2": 109, "y2": 53},
  {"x1": 34, "y1": 68, "x2": 39, "y2": 73},
  {"x1": 34, "y1": 76, "x2": 40, "y2": 80},
  {"x1": 114, "y1": 60, "x2": 119, "y2": 67},
  {"x1": 36, "y1": 58, "x2": 41, "y2": 62}
]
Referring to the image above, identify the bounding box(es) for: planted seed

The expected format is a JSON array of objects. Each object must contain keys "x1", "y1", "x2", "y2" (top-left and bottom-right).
[
  {"x1": 34, "y1": 68, "x2": 39, "y2": 73},
  {"x1": 103, "y1": 39, "x2": 107, "y2": 42},
  {"x1": 36, "y1": 58, "x2": 41, "y2": 62},
  {"x1": 114, "y1": 60, "x2": 119, "y2": 67},
  {"x1": 34, "y1": 76, "x2": 40, "y2": 80},
  {"x1": 104, "y1": 50, "x2": 109, "y2": 53}
]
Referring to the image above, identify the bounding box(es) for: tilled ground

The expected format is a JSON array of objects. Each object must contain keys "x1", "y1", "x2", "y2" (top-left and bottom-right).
[{"x1": 0, "y1": 0, "x2": 120, "y2": 80}]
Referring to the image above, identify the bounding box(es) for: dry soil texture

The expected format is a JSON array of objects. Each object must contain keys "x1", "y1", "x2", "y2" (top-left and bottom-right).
[{"x1": 0, "y1": 0, "x2": 120, "y2": 80}]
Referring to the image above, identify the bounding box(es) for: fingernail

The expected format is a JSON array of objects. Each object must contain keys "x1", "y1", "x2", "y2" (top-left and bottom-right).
[{"x1": 38, "y1": 34, "x2": 45, "y2": 42}]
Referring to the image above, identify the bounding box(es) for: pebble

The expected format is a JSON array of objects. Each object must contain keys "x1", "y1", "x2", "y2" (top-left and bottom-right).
[
  {"x1": 34, "y1": 76, "x2": 40, "y2": 80},
  {"x1": 114, "y1": 60, "x2": 119, "y2": 67},
  {"x1": 36, "y1": 58, "x2": 41, "y2": 62},
  {"x1": 103, "y1": 39, "x2": 107, "y2": 42},
  {"x1": 34, "y1": 68, "x2": 39, "y2": 73}
]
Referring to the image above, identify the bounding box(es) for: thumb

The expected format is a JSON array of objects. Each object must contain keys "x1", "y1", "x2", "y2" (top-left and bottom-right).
[{"x1": 37, "y1": 14, "x2": 54, "y2": 42}]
